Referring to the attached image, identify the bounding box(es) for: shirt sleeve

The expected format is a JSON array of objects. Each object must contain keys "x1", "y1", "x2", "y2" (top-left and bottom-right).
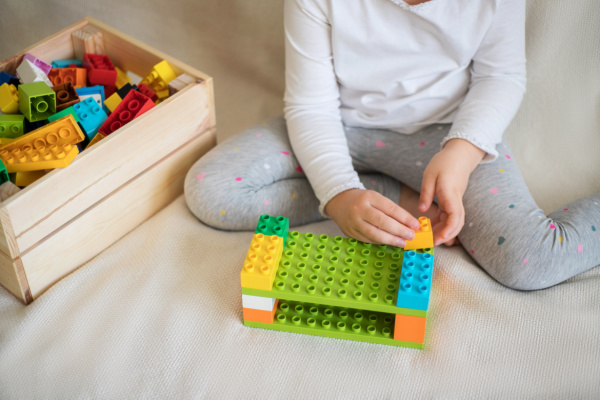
[
  {"x1": 283, "y1": 0, "x2": 365, "y2": 217},
  {"x1": 441, "y1": 0, "x2": 527, "y2": 162}
]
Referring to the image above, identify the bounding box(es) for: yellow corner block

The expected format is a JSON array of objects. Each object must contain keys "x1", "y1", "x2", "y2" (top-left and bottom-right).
[
  {"x1": 12, "y1": 170, "x2": 46, "y2": 186},
  {"x1": 0, "y1": 115, "x2": 85, "y2": 154},
  {"x1": 141, "y1": 60, "x2": 176, "y2": 100},
  {"x1": 104, "y1": 92, "x2": 122, "y2": 113},
  {"x1": 0, "y1": 143, "x2": 79, "y2": 173},
  {"x1": 404, "y1": 216, "x2": 434, "y2": 251},
  {"x1": 85, "y1": 131, "x2": 105, "y2": 150},
  {"x1": 115, "y1": 67, "x2": 131, "y2": 89},
  {"x1": 0, "y1": 83, "x2": 19, "y2": 114},
  {"x1": 240, "y1": 233, "x2": 284, "y2": 291}
]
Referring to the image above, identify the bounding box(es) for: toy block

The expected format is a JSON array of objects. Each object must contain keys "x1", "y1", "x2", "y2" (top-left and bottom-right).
[
  {"x1": 255, "y1": 215, "x2": 290, "y2": 245},
  {"x1": 240, "y1": 233, "x2": 284, "y2": 291},
  {"x1": 0, "y1": 142, "x2": 79, "y2": 173},
  {"x1": 47, "y1": 106, "x2": 80, "y2": 123},
  {"x1": 98, "y1": 89, "x2": 154, "y2": 136},
  {"x1": 395, "y1": 251, "x2": 434, "y2": 311},
  {"x1": 12, "y1": 170, "x2": 46, "y2": 187},
  {"x1": 242, "y1": 294, "x2": 277, "y2": 311},
  {"x1": 404, "y1": 216, "x2": 434, "y2": 251},
  {"x1": 140, "y1": 60, "x2": 176, "y2": 99},
  {"x1": 137, "y1": 83, "x2": 158, "y2": 102},
  {"x1": 242, "y1": 299, "x2": 279, "y2": 324},
  {"x1": 245, "y1": 300, "x2": 423, "y2": 349},
  {"x1": 0, "y1": 115, "x2": 25, "y2": 139},
  {"x1": 0, "y1": 114, "x2": 84, "y2": 153},
  {"x1": 115, "y1": 67, "x2": 132, "y2": 89},
  {"x1": 16, "y1": 59, "x2": 53, "y2": 86},
  {"x1": 52, "y1": 59, "x2": 82, "y2": 69},
  {"x1": 0, "y1": 160, "x2": 8, "y2": 184},
  {"x1": 394, "y1": 314, "x2": 427, "y2": 343},
  {"x1": 75, "y1": 85, "x2": 106, "y2": 111},
  {"x1": 51, "y1": 82, "x2": 80, "y2": 112},
  {"x1": 168, "y1": 73, "x2": 196, "y2": 96},
  {"x1": 72, "y1": 97, "x2": 108, "y2": 140},
  {"x1": 48, "y1": 68, "x2": 87, "y2": 89},
  {"x1": 0, "y1": 71, "x2": 19, "y2": 87},
  {"x1": 18, "y1": 82, "x2": 56, "y2": 122},
  {"x1": 0, "y1": 180, "x2": 20, "y2": 201},
  {"x1": 104, "y1": 92, "x2": 122, "y2": 113},
  {"x1": 23, "y1": 53, "x2": 52, "y2": 75},
  {"x1": 83, "y1": 53, "x2": 117, "y2": 86},
  {"x1": 0, "y1": 138, "x2": 17, "y2": 146},
  {"x1": 0, "y1": 83, "x2": 19, "y2": 114},
  {"x1": 23, "y1": 119, "x2": 48, "y2": 133},
  {"x1": 104, "y1": 85, "x2": 116, "y2": 98},
  {"x1": 85, "y1": 131, "x2": 105, "y2": 150},
  {"x1": 72, "y1": 26, "x2": 105, "y2": 59}
]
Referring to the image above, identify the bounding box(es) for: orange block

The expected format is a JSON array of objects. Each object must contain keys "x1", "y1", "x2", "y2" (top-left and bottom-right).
[
  {"x1": 394, "y1": 314, "x2": 427, "y2": 343},
  {"x1": 243, "y1": 299, "x2": 279, "y2": 324},
  {"x1": 404, "y1": 216, "x2": 434, "y2": 251}
]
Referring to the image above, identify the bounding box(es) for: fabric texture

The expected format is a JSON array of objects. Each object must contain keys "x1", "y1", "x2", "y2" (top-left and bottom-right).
[{"x1": 0, "y1": 0, "x2": 599, "y2": 398}]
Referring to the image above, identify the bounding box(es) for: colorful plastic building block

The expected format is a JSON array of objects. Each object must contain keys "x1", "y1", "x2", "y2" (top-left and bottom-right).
[
  {"x1": 0, "y1": 115, "x2": 84, "y2": 153},
  {"x1": 85, "y1": 131, "x2": 105, "y2": 150},
  {"x1": 75, "y1": 85, "x2": 107, "y2": 112},
  {"x1": 48, "y1": 68, "x2": 87, "y2": 88},
  {"x1": 0, "y1": 71, "x2": 19, "y2": 87},
  {"x1": 394, "y1": 314, "x2": 427, "y2": 344},
  {"x1": 0, "y1": 115, "x2": 25, "y2": 139},
  {"x1": 0, "y1": 160, "x2": 8, "y2": 184},
  {"x1": 52, "y1": 59, "x2": 82, "y2": 68},
  {"x1": 18, "y1": 82, "x2": 56, "y2": 122},
  {"x1": 0, "y1": 83, "x2": 19, "y2": 114},
  {"x1": 47, "y1": 106, "x2": 80, "y2": 124},
  {"x1": 12, "y1": 170, "x2": 46, "y2": 187},
  {"x1": 72, "y1": 97, "x2": 108, "y2": 140},
  {"x1": 23, "y1": 53, "x2": 52, "y2": 75},
  {"x1": 404, "y1": 216, "x2": 434, "y2": 251},
  {"x1": 245, "y1": 300, "x2": 423, "y2": 349},
  {"x1": 115, "y1": 67, "x2": 131, "y2": 89},
  {"x1": 16, "y1": 59, "x2": 53, "y2": 86},
  {"x1": 0, "y1": 143, "x2": 78, "y2": 173},
  {"x1": 395, "y1": 251, "x2": 434, "y2": 311},
  {"x1": 240, "y1": 233, "x2": 284, "y2": 291},
  {"x1": 140, "y1": 60, "x2": 176, "y2": 99},
  {"x1": 82, "y1": 53, "x2": 117, "y2": 86},
  {"x1": 103, "y1": 91, "x2": 122, "y2": 113},
  {"x1": 242, "y1": 294, "x2": 277, "y2": 310},
  {"x1": 52, "y1": 82, "x2": 80, "y2": 112},
  {"x1": 243, "y1": 299, "x2": 279, "y2": 324},
  {"x1": 255, "y1": 215, "x2": 290, "y2": 245},
  {"x1": 98, "y1": 89, "x2": 154, "y2": 136},
  {"x1": 137, "y1": 83, "x2": 158, "y2": 102}
]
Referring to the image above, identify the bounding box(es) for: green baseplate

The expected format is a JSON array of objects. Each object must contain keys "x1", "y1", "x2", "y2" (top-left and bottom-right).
[{"x1": 242, "y1": 229, "x2": 434, "y2": 348}]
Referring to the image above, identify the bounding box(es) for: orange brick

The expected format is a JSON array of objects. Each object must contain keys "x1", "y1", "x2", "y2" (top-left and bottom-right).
[
  {"x1": 394, "y1": 314, "x2": 427, "y2": 343},
  {"x1": 243, "y1": 299, "x2": 279, "y2": 324},
  {"x1": 404, "y1": 216, "x2": 434, "y2": 251}
]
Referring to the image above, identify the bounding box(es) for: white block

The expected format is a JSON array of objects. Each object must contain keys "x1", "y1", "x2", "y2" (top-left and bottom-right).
[
  {"x1": 16, "y1": 59, "x2": 53, "y2": 86},
  {"x1": 241, "y1": 295, "x2": 276, "y2": 311}
]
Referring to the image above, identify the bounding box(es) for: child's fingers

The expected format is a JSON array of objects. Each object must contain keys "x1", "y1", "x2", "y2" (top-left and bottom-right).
[
  {"x1": 362, "y1": 206, "x2": 416, "y2": 242},
  {"x1": 354, "y1": 219, "x2": 408, "y2": 248},
  {"x1": 439, "y1": 195, "x2": 464, "y2": 240},
  {"x1": 370, "y1": 193, "x2": 421, "y2": 231},
  {"x1": 419, "y1": 171, "x2": 437, "y2": 213}
]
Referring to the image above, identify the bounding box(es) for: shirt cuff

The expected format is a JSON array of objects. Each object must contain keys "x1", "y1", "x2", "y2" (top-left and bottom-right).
[
  {"x1": 441, "y1": 131, "x2": 499, "y2": 163},
  {"x1": 319, "y1": 179, "x2": 366, "y2": 218}
]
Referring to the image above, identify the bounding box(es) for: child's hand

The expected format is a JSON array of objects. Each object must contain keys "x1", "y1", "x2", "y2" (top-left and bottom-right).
[
  {"x1": 325, "y1": 189, "x2": 421, "y2": 248},
  {"x1": 418, "y1": 138, "x2": 486, "y2": 246}
]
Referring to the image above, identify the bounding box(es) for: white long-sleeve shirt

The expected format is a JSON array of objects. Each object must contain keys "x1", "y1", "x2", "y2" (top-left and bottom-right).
[{"x1": 283, "y1": 0, "x2": 526, "y2": 215}]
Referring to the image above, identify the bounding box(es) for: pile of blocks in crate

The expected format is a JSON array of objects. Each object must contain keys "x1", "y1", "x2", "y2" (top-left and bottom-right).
[
  {"x1": 0, "y1": 25, "x2": 192, "y2": 188},
  {"x1": 241, "y1": 215, "x2": 436, "y2": 349}
]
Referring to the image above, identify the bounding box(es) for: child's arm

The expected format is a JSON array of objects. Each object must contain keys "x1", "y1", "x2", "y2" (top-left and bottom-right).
[
  {"x1": 419, "y1": 0, "x2": 527, "y2": 246},
  {"x1": 284, "y1": 0, "x2": 420, "y2": 247}
]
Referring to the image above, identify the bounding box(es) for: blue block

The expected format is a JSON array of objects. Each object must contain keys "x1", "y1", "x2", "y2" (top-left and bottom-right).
[
  {"x1": 51, "y1": 59, "x2": 82, "y2": 68},
  {"x1": 0, "y1": 71, "x2": 18, "y2": 87},
  {"x1": 75, "y1": 85, "x2": 109, "y2": 114},
  {"x1": 72, "y1": 97, "x2": 108, "y2": 140},
  {"x1": 395, "y1": 251, "x2": 434, "y2": 311}
]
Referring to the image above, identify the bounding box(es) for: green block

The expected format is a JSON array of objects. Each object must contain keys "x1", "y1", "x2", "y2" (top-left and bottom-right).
[
  {"x1": 18, "y1": 82, "x2": 56, "y2": 122},
  {"x1": 245, "y1": 300, "x2": 423, "y2": 349},
  {"x1": 255, "y1": 215, "x2": 289, "y2": 245},
  {"x1": 241, "y1": 231, "x2": 433, "y2": 317},
  {"x1": 0, "y1": 114, "x2": 25, "y2": 139},
  {"x1": 47, "y1": 106, "x2": 80, "y2": 123},
  {"x1": 0, "y1": 159, "x2": 8, "y2": 185}
]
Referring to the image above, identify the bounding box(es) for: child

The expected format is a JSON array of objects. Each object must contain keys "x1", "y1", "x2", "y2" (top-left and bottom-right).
[{"x1": 185, "y1": 0, "x2": 600, "y2": 290}]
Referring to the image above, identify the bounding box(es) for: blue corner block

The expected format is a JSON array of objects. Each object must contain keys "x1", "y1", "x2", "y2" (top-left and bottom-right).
[
  {"x1": 75, "y1": 85, "x2": 109, "y2": 114},
  {"x1": 72, "y1": 97, "x2": 108, "y2": 140},
  {"x1": 51, "y1": 59, "x2": 82, "y2": 68},
  {"x1": 0, "y1": 71, "x2": 18, "y2": 87},
  {"x1": 395, "y1": 251, "x2": 434, "y2": 311}
]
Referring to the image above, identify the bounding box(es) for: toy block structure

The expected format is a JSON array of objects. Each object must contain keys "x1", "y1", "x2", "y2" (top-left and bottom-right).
[
  {"x1": 0, "y1": 115, "x2": 25, "y2": 139},
  {"x1": 18, "y1": 82, "x2": 56, "y2": 122},
  {"x1": 140, "y1": 60, "x2": 176, "y2": 100},
  {"x1": 241, "y1": 215, "x2": 436, "y2": 349},
  {"x1": 0, "y1": 84, "x2": 20, "y2": 114},
  {"x1": 51, "y1": 82, "x2": 80, "y2": 112},
  {"x1": 98, "y1": 89, "x2": 154, "y2": 136},
  {"x1": 104, "y1": 83, "x2": 137, "y2": 113},
  {"x1": 48, "y1": 68, "x2": 88, "y2": 89},
  {"x1": 16, "y1": 59, "x2": 53, "y2": 86},
  {"x1": 23, "y1": 54, "x2": 52, "y2": 75},
  {"x1": 240, "y1": 233, "x2": 285, "y2": 291},
  {"x1": 82, "y1": 53, "x2": 117, "y2": 87},
  {"x1": 71, "y1": 97, "x2": 108, "y2": 140},
  {"x1": 404, "y1": 216, "x2": 434, "y2": 250}
]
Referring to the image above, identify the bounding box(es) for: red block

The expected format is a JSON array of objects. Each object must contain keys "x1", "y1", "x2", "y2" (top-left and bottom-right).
[
  {"x1": 137, "y1": 83, "x2": 158, "y2": 102},
  {"x1": 98, "y1": 90, "x2": 154, "y2": 136},
  {"x1": 83, "y1": 53, "x2": 117, "y2": 86}
]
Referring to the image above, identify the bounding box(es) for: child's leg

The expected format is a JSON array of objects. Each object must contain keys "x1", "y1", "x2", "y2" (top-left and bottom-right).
[{"x1": 184, "y1": 116, "x2": 401, "y2": 230}]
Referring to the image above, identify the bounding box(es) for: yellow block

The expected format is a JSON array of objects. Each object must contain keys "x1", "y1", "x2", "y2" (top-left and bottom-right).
[
  {"x1": 0, "y1": 83, "x2": 19, "y2": 114},
  {"x1": 85, "y1": 131, "x2": 105, "y2": 150},
  {"x1": 0, "y1": 115, "x2": 85, "y2": 154},
  {"x1": 12, "y1": 170, "x2": 46, "y2": 186},
  {"x1": 0, "y1": 143, "x2": 79, "y2": 173},
  {"x1": 240, "y1": 233, "x2": 284, "y2": 291},
  {"x1": 115, "y1": 67, "x2": 131, "y2": 89},
  {"x1": 0, "y1": 138, "x2": 16, "y2": 146},
  {"x1": 103, "y1": 92, "x2": 122, "y2": 113},
  {"x1": 141, "y1": 60, "x2": 176, "y2": 100},
  {"x1": 404, "y1": 216, "x2": 434, "y2": 251}
]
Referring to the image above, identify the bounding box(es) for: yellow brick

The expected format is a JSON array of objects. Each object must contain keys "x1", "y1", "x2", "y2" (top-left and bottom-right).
[
  {"x1": 404, "y1": 216, "x2": 434, "y2": 251},
  {"x1": 13, "y1": 170, "x2": 46, "y2": 186},
  {"x1": 0, "y1": 115, "x2": 85, "y2": 154},
  {"x1": 240, "y1": 233, "x2": 284, "y2": 290},
  {"x1": 0, "y1": 143, "x2": 79, "y2": 173},
  {"x1": 115, "y1": 67, "x2": 131, "y2": 89},
  {"x1": 141, "y1": 60, "x2": 176, "y2": 100},
  {"x1": 0, "y1": 83, "x2": 19, "y2": 114},
  {"x1": 103, "y1": 92, "x2": 122, "y2": 113},
  {"x1": 85, "y1": 131, "x2": 105, "y2": 150}
]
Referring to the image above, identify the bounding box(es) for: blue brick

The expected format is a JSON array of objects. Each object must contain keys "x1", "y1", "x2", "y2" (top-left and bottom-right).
[
  {"x1": 72, "y1": 97, "x2": 108, "y2": 140},
  {"x1": 51, "y1": 59, "x2": 82, "y2": 68},
  {"x1": 75, "y1": 85, "x2": 108, "y2": 114},
  {"x1": 395, "y1": 251, "x2": 434, "y2": 311},
  {"x1": 0, "y1": 71, "x2": 18, "y2": 87}
]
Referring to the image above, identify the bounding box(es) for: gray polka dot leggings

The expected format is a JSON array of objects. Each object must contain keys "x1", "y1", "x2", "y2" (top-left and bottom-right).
[{"x1": 184, "y1": 115, "x2": 600, "y2": 290}]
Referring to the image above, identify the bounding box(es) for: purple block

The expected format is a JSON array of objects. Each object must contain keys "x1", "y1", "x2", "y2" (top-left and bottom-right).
[{"x1": 23, "y1": 53, "x2": 52, "y2": 75}]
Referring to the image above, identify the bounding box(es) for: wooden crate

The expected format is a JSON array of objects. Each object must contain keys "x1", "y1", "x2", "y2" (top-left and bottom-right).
[{"x1": 0, "y1": 17, "x2": 216, "y2": 304}]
